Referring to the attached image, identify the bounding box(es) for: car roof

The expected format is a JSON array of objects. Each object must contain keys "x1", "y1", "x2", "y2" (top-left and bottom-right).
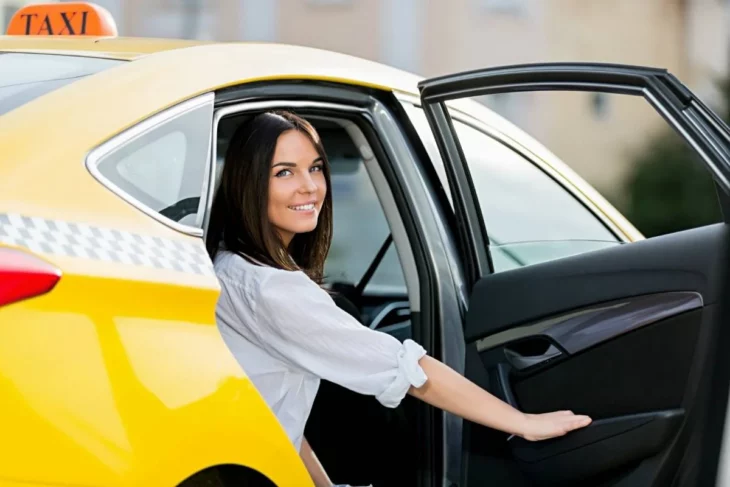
[
  {"x1": 0, "y1": 35, "x2": 213, "y2": 60},
  {"x1": 0, "y1": 36, "x2": 423, "y2": 92},
  {"x1": 0, "y1": 36, "x2": 642, "y2": 242},
  {"x1": 0, "y1": 36, "x2": 536, "y2": 153}
]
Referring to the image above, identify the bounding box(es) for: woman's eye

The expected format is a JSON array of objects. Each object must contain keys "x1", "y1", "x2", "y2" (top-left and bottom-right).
[
  {"x1": 275, "y1": 169, "x2": 293, "y2": 178},
  {"x1": 310, "y1": 165, "x2": 323, "y2": 173}
]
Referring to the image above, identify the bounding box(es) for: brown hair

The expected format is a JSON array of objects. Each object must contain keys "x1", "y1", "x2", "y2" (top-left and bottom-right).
[{"x1": 206, "y1": 111, "x2": 333, "y2": 283}]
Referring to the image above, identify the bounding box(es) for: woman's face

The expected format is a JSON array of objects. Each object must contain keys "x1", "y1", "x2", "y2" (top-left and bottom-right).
[{"x1": 268, "y1": 129, "x2": 327, "y2": 246}]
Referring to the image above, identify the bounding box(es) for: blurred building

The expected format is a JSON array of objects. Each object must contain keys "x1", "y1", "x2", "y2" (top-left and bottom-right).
[{"x1": 1, "y1": 0, "x2": 729, "y2": 200}]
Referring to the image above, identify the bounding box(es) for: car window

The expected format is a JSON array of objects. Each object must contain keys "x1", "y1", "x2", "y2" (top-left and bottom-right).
[
  {"x1": 92, "y1": 96, "x2": 214, "y2": 229},
  {"x1": 402, "y1": 102, "x2": 621, "y2": 272},
  {"x1": 315, "y1": 120, "x2": 407, "y2": 295},
  {"x1": 0, "y1": 53, "x2": 123, "y2": 116}
]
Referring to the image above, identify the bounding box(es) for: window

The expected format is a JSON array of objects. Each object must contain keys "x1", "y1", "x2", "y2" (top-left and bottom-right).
[
  {"x1": 0, "y1": 53, "x2": 124, "y2": 116},
  {"x1": 90, "y1": 95, "x2": 214, "y2": 230},
  {"x1": 314, "y1": 119, "x2": 407, "y2": 295},
  {"x1": 403, "y1": 102, "x2": 621, "y2": 272}
]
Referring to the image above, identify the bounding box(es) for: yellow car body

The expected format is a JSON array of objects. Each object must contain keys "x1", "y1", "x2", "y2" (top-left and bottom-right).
[{"x1": 0, "y1": 12, "x2": 643, "y2": 487}]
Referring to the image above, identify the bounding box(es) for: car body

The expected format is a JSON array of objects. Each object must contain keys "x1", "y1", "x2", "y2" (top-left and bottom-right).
[{"x1": 2, "y1": 3, "x2": 730, "y2": 487}]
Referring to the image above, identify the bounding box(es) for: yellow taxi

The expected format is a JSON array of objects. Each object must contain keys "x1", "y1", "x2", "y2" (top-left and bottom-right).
[{"x1": 3, "y1": 2, "x2": 730, "y2": 487}]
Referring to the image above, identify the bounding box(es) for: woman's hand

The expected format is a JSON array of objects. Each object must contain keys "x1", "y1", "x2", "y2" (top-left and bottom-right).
[
  {"x1": 519, "y1": 410, "x2": 592, "y2": 441},
  {"x1": 409, "y1": 356, "x2": 592, "y2": 440}
]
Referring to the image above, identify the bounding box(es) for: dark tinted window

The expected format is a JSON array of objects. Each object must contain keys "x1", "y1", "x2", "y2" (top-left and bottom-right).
[{"x1": 0, "y1": 53, "x2": 123, "y2": 115}]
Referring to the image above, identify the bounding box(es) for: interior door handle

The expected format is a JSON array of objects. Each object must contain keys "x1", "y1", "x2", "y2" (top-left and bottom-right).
[{"x1": 504, "y1": 343, "x2": 563, "y2": 370}]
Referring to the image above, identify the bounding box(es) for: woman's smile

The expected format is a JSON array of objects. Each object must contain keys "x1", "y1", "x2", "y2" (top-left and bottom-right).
[{"x1": 289, "y1": 202, "x2": 317, "y2": 212}]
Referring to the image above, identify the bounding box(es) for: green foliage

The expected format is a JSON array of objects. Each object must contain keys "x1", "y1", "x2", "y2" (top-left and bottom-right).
[{"x1": 623, "y1": 129, "x2": 722, "y2": 237}]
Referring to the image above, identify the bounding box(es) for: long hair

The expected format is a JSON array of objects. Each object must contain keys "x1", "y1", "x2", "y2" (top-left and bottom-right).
[{"x1": 206, "y1": 111, "x2": 333, "y2": 284}]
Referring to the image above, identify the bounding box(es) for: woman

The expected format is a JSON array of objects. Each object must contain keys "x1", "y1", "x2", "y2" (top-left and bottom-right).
[{"x1": 206, "y1": 111, "x2": 591, "y2": 487}]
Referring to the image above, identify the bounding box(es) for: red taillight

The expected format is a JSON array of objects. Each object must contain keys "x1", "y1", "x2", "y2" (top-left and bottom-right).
[{"x1": 0, "y1": 248, "x2": 61, "y2": 307}]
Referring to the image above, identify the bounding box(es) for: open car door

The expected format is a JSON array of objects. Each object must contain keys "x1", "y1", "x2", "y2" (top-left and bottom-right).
[{"x1": 418, "y1": 64, "x2": 730, "y2": 486}]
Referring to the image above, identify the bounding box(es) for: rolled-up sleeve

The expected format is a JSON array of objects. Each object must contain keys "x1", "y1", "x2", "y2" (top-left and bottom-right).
[{"x1": 248, "y1": 270, "x2": 428, "y2": 408}]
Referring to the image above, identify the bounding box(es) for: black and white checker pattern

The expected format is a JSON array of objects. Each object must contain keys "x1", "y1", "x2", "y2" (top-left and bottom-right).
[{"x1": 0, "y1": 213, "x2": 214, "y2": 276}]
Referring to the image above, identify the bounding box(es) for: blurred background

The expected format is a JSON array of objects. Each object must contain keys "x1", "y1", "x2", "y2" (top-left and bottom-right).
[{"x1": 3, "y1": 0, "x2": 728, "y2": 238}]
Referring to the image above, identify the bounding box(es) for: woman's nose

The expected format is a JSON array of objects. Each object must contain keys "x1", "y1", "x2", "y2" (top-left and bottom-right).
[{"x1": 298, "y1": 173, "x2": 318, "y2": 193}]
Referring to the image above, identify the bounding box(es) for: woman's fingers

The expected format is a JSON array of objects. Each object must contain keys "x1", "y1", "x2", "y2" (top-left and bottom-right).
[
  {"x1": 562, "y1": 414, "x2": 592, "y2": 432},
  {"x1": 522, "y1": 411, "x2": 592, "y2": 441}
]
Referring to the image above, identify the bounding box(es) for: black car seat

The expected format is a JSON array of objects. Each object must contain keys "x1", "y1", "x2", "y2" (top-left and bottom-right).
[{"x1": 305, "y1": 293, "x2": 416, "y2": 487}]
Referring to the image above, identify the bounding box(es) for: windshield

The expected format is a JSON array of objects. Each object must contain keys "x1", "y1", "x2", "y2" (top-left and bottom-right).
[{"x1": 0, "y1": 52, "x2": 124, "y2": 116}]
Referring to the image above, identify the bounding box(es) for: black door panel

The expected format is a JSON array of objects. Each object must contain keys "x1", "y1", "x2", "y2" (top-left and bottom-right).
[
  {"x1": 510, "y1": 410, "x2": 684, "y2": 486},
  {"x1": 464, "y1": 224, "x2": 727, "y2": 343},
  {"x1": 461, "y1": 225, "x2": 726, "y2": 485},
  {"x1": 511, "y1": 309, "x2": 701, "y2": 417}
]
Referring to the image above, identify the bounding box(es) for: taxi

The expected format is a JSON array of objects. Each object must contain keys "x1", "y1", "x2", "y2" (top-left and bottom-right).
[{"x1": 2, "y1": 3, "x2": 730, "y2": 487}]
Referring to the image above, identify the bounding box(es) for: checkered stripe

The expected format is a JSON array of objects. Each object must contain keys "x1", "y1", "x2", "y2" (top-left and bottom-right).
[{"x1": 0, "y1": 213, "x2": 214, "y2": 276}]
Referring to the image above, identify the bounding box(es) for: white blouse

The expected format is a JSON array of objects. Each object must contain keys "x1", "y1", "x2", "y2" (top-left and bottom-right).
[{"x1": 213, "y1": 250, "x2": 429, "y2": 451}]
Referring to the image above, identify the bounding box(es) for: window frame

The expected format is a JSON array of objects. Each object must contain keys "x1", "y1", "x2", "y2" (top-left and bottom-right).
[
  {"x1": 85, "y1": 92, "x2": 215, "y2": 238},
  {"x1": 206, "y1": 98, "x2": 420, "y2": 307},
  {"x1": 417, "y1": 63, "x2": 730, "y2": 288}
]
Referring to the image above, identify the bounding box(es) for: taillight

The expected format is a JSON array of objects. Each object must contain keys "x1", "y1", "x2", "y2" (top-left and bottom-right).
[{"x1": 0, "y1": 248, "x2": 61, "y2": 307}]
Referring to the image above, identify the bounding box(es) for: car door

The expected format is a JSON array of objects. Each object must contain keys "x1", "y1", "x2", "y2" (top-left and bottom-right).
[{"x1": 417, "y1": 64, "x2": 730, "y2": 486}]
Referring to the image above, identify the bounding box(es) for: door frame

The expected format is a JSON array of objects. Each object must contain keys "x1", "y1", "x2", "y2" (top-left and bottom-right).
[
  {"x1": 418, "y1": 62, "x2": 730, "y2": 486},
  {"x1": 207, "y1": 81, "x2": 469, "y2": 487},
  {"x1": 418, "y1": 62, "x2": 730, "y2": 288}
]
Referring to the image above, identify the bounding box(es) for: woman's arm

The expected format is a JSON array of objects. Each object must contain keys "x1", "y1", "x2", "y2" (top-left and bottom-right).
[
  {"x1": 409, "y1": 355, "x2": 591, "y2": 441},
  {"x1": 300, "y1": 437, "x2": 333, "y2": 487}
]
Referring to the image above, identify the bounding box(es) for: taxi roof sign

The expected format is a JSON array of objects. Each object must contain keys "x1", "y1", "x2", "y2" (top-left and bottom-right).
[{"x1": 6, "y1": 2, "x2": 118, "y2": 37}]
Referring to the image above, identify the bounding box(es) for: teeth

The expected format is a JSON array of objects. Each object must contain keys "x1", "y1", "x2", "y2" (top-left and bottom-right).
[{"x1": 290, "y1": 204, "x2": 315, "y2": 211}]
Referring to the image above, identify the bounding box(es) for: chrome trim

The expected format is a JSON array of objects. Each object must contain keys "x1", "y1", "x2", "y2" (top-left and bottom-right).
[
  {"x1": 85, "y1": 92, "x2": 215, "y2": 238},
  {"x1": 477, "y1": 292, "x2": 703, "y2": 354},
  {"x1": 504, "y1": 344, "x2": 563, "y2": 370}
]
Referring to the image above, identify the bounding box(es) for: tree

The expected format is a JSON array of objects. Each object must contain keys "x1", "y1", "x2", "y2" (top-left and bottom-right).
[{"x1": 622, "y1": 80, "x2": 727, "y2": 238}]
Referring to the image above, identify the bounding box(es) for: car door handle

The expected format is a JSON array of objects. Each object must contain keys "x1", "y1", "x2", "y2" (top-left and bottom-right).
[{"x1": 504, "y1": 343, "x2": 563, "y2": 370}]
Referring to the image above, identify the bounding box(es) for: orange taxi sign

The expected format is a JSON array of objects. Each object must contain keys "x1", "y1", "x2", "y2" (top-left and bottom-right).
[{"x1": 6, "y1": 2, "x2": 117, "y2": 36}]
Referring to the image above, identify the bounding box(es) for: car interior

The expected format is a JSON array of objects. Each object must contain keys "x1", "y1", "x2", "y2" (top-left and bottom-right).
[{"x1": 213, "y1": 110, "x2": 420, "y2": 486}]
